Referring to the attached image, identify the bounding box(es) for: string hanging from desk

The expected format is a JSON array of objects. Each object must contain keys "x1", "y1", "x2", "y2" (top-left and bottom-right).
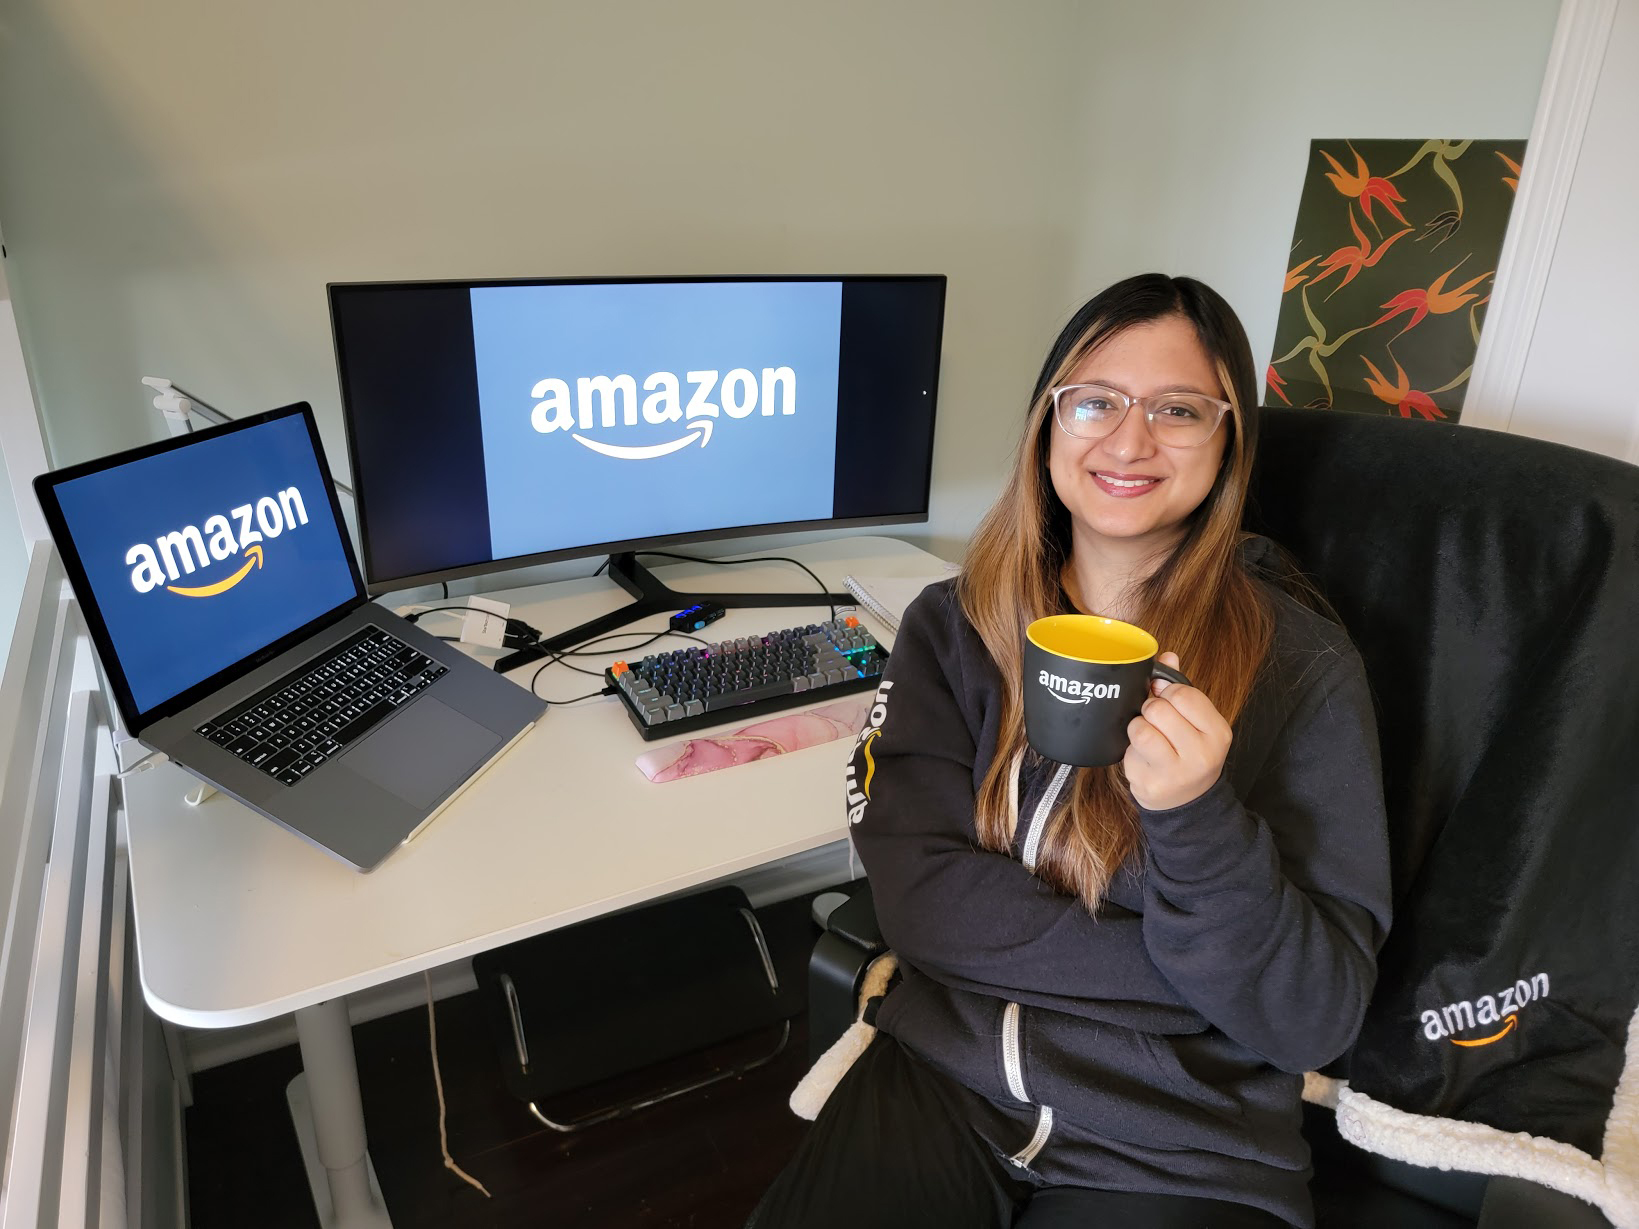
[{"x1": 424, "y1": 972, "x2": 492, "y2": 1199}]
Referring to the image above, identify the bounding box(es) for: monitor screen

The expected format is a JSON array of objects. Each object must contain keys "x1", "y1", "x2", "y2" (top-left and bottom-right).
[
  {"x1": 35, "y1": 407, "x2": 362, "y2": 726},
  {"x1": 329, "y1": 275, "x2": 945, "y2": 592}
]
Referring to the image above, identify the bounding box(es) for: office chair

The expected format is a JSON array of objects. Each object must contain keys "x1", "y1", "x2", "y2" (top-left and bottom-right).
[{"x1": 806, "y1": 408, "x2": 1639, "y2": 1228}]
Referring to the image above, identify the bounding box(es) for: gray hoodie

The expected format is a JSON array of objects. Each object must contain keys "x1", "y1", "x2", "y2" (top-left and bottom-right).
[{"x1": 848, "y1": 545, "x2": 1392, "y2": 1227}]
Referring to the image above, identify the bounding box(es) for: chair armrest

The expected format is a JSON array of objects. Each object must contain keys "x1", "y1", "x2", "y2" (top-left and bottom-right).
[
  {"x1": 806, "y1": 882, "x2": 886, "y2": 1062},
  {"x1": 823, "y1": 881, "x2": 884, "y2": 955}
]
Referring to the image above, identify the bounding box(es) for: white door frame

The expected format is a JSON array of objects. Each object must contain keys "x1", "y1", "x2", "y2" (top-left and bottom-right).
[{"x1": 1463, "y1": 0, "x2": 1621, "y2": 438}]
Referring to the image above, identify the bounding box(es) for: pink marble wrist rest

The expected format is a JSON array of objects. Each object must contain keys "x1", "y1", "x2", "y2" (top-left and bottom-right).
[{"x1": 635, "y1": 696, "x2": 874, "y2": 783}]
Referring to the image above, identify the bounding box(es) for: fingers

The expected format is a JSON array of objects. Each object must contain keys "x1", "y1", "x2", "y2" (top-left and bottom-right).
[
  {"x1": 1138, "y1": 696, "x2": 1199, "y2": 750},
  {"x1": 1150, "y1": 685, "x2": 1225, "y2": 735},
  {"x1": 1127, "y1": 691, "x2": 1229, "y2": 773},
  {"x1": 1126, "y1": 713, "x2": 1175, "y2": 761},
  {"x1": 1152, "y1": 651, "x2": 1181, "y2": 695},
  {"x1": 1147, "y1": 652, "x2": 1227, "y2": 737},
  {"x1": 1126, "y1": 653, "x2": 1231, "y2": 812}
]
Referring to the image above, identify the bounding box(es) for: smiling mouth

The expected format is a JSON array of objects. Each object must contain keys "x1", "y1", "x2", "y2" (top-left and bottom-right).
[{"x1": 1092, "y1": 472, "x2": 1163, "y2": 495}]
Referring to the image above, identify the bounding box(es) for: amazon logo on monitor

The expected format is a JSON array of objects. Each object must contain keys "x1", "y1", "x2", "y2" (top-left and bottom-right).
[
  {"x1": 125, "y1": 487, "x2": 310, "y2": 597},
  {"x1": 527, "y1": 366, "x2": 798, "y2": 460}
]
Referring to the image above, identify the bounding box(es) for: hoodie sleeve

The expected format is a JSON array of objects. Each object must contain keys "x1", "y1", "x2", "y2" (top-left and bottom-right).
[
  {"x1": 849, "y1": 586, "x2": 1186, "y2": 1010},
  {"x1": 1139, "y1": 646, "x2": 1393, "y2": 1073}
]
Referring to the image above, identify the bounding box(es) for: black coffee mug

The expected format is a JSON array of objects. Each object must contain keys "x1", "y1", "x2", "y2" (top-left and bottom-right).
[{"x1": 1022, "y1": 615, "x2": 1192, "y2": 767}]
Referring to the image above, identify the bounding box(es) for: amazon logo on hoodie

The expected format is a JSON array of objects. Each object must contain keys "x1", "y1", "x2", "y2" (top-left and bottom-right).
[{"x1": 845, "y1": 680, "x2": 894, "y2": 825}]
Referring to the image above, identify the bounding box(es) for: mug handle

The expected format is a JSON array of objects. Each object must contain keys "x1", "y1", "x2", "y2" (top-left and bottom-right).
[{"x1": 1152, "y1": 662, "x2": 1192, "y2": 689}]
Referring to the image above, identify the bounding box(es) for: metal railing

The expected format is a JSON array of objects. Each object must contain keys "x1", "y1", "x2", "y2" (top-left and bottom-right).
[{"x1": 0, "y1": 542, "x2": 182, "y2": 1227}]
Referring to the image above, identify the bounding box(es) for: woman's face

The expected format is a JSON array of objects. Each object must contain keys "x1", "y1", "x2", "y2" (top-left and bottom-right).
[{"x1": 1047, "y1": 314, "x2": 1230, "y2": 555}]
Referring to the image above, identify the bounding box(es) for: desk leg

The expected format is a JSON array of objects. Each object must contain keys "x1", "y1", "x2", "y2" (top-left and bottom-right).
[{"x1": 287, "y1": 999, "x2": 394, "y2": 1229}]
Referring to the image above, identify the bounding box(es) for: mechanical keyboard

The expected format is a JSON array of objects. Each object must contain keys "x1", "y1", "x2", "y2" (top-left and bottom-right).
[{"x1": 606, "y1": 617, "x2": 888, "y2": 740}]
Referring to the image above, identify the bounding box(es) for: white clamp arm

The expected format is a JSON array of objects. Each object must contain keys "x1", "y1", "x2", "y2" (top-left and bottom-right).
[{"x1": 141, "y1": 376, "x2": 195, "y2": 437}]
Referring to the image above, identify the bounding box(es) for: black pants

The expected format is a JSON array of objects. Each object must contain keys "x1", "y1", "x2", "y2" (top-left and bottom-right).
[{"x1": 749, "y1": 1034, "x2": 1286, "y2": 1229}]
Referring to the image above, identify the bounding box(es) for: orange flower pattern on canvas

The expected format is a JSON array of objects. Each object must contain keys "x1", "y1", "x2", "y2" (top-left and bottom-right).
[{"x1": 1266, "y1": 138, "x2": 1526, "y2": 420}]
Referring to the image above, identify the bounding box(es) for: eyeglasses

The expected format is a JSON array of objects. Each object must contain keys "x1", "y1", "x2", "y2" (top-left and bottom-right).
[{"x1": 1051, "y1": 383, "x2": 1231, "y2": 449}]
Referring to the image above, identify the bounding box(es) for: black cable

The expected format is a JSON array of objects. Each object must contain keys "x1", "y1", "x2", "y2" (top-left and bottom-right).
[
  {"x1": 526, "y1": 648, "x2": 572, "y2": 697},
  {"x1": 413, "y1": 572, "x2": 824, "y2": 703},
  {"x1": 631, "y1": 550, "x2": 837, "y2": 618},
  {"x1": 554, "y1": 628, "x2": 711, "y2": 656},
  {"x1": 404, "y1": 604, "x2": 544, "y2": 651},
  {"x1": 403, "y1": 605, "x2": 477, "y2": 622},
  {"x1": 407, "y1": 606, "x2": 703, "y2": 696},
  {"x1": 523, "y1": 627, "x2": 710, "y2": 701},
  {"x1": 440, "y1": 581, "x2": 449, "y2": 599},
  {"x1": 535, "y1": 685, "x2": 609, "y2": 706},
  {"x1": 546, "y1": 657, "x2": 609, "y2": 679}
]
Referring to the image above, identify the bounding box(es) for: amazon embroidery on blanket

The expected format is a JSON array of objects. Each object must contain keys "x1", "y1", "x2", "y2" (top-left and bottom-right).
[{"x1": 1297, "y1": 1002, "x2": 1639, "y2": 1229}]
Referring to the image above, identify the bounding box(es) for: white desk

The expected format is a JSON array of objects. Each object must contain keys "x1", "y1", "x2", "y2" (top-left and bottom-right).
[{"x1": 122, "y1": 535, "x2": 944, "y2": 1227}]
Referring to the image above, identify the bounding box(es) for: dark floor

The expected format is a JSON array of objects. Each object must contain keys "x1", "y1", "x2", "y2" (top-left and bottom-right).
[
  {"x1": 185, "y1": 882, "x2": 1487, "y2": 1229},
  {"x1": 184, "y1": 888, "x2": 839, "y2": 1229}
]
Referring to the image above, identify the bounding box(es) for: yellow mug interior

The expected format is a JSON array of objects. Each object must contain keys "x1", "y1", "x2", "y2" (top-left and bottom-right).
[{"x1": 1027, "y1": 615, "x2": 1157, "y2": 665}]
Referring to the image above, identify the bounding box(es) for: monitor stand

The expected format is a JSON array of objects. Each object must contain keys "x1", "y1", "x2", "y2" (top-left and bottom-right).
[{"x1": 492, "y1": 551, "x2": 852, "y2": 674}]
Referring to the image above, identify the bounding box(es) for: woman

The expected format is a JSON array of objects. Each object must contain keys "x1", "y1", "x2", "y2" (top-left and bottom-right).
[{"x1": 749, "y1": 274, "x2": 1391, "y2": 1228}]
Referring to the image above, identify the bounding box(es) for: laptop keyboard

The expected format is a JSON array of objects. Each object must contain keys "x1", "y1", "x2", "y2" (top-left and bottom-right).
[{"x1": 196, "y1": 626, "x2": 448, "y2": 786}]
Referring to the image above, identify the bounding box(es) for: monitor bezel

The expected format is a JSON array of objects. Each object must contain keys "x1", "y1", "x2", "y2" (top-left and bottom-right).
[
  {"x1": 32, "y1": 403, "x2": 366, "y2": 736},
  {"x1": 327, "y1": 273, "x2": 945, "y2": 595}
]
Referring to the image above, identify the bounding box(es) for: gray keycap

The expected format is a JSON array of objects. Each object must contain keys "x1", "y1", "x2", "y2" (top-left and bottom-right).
[{"x1": 684, "y1": 699, "x2": 705, "y2": 717}]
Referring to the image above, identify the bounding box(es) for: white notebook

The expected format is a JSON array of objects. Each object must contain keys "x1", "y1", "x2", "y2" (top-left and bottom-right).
[{"x1": 843, "y1": 563, "x2": 961, "y2": 633}]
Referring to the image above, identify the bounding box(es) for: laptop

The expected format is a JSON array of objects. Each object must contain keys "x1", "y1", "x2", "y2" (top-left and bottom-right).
[{"x1": 34, "y1": 402, "x2": 546, "y2": 872}]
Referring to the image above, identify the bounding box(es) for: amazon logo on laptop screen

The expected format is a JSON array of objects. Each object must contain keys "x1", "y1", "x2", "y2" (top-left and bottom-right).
[
  {"x1": 125, "y1": 486, "x2": 309, "y2": 598},
  {"x1": 51, "y1": 413, "x2": 358, "y2": 714}
]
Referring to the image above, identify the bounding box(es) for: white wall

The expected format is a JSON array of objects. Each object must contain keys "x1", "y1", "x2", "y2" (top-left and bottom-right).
[
  {"x1": 1068, "y1": 0, "x2": 1561, "y2": 396},
  {"x1": 0, "y1": 1, "x2": 1561, "y2": 575},
  {"x1": 0, "y1": 0, "x2": 1090, "y2": 564}
]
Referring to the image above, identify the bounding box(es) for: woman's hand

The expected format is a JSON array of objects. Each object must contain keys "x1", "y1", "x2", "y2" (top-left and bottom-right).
[{"x1": 1122, "y1": 652, "x2": 1232, "y2": 811}]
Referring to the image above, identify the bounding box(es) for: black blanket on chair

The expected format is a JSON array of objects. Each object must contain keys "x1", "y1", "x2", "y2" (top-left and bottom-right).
[{"x1": 1246, "y1": 408, "x2": 1639, "y2": 1222}]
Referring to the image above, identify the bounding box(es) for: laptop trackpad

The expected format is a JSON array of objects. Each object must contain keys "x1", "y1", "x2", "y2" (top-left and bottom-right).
[{"x1": 338, "y1": 698, "x2": 502, "y2": 807}]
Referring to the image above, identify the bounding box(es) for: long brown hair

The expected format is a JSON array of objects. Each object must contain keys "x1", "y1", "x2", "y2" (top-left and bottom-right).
[{"x1": 958, "y1": 274, "x2": 1274, "y2": 909}]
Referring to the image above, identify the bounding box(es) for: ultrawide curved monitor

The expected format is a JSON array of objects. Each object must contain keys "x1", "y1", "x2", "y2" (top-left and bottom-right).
[{"x1": 328, "y1": 274, "x2": 946, "y2": 594}]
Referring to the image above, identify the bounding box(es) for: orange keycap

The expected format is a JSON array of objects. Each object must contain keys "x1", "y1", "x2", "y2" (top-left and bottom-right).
[
  {"x1": 844, "y1": 616, "x2": 860, "y2": 628},
  {"x1": 612, "y1": 660, "x2": 629, "y2": 675}
]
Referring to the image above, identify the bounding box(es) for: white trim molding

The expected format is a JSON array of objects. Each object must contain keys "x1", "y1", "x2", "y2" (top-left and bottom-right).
[
  {"x1": 1462, "y1": 0, "x2": 1620, "y2": 433},
  {"x1": 0, "y1": 247, "x2": 48, "y2": 545}
]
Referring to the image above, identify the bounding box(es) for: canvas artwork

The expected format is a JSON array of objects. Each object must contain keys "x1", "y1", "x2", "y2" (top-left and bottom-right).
[{"x1": 1266, "y1": 138, "x2": 1525, "y2": 420}]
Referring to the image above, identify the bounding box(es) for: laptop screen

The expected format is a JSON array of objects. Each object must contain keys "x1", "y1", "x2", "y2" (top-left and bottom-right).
[{"x1": 41, "y1": 407, "x2": 362, "y2": 725}]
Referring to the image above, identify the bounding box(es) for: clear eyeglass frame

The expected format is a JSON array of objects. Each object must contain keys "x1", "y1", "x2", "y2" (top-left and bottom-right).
[{"x1": 1050, "y1": 383, "x2": 1232, "y2": 449}]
